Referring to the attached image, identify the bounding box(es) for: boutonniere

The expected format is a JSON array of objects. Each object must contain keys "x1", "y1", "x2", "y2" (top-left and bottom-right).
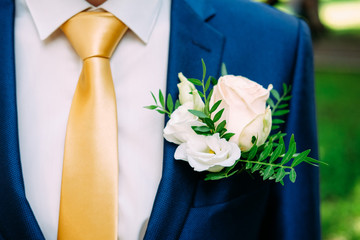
[{"x1": 145, "y1": 61, "x2": 323, "y2": 185}]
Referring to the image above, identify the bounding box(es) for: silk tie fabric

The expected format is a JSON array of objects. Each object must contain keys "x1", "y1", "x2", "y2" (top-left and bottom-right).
[{"x1": 58, "y1": 12, "x2": 127, "y2": 240}]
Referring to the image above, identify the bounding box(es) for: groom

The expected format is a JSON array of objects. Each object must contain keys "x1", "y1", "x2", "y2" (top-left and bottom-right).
[{"x1": 0, "y1": 0, "x2": 319, "y2": 239}]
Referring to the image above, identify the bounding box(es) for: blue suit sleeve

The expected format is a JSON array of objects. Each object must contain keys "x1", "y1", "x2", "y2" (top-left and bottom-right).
[{"x1": 261, "y1": 19, "x2": 321, "y2": 240}]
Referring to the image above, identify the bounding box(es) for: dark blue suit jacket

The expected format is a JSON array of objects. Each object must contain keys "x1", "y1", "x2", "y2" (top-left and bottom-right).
[{"x1": 0, "y1": 0, "x2": 319, "y2": 239}]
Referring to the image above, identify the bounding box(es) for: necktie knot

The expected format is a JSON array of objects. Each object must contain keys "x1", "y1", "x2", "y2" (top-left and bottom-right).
[{"x1": 61, "y1": 12, "x2": 128, "y2": 60}]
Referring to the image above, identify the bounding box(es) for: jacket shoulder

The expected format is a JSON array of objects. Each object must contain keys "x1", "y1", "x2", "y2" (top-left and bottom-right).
[
  {"x1": 210, "y1": 0, "x2": 305, "y2": 38},
  {"x1": 203, "y1": 0, "x2": 312, "y2": 86}
]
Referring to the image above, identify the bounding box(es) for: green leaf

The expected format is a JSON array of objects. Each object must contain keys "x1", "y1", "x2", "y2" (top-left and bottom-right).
[
  {"x1": 195, "y1": 131, "x2": 212, "y2": 136},
  {"x1": 289, "y1": 169, "x2": 297, "y2": 183},
  {"x1": 267, "y1": 98, "x2": 275, "y2": 108},
  {"x1": 304, "y1": 158, "x2": 327, "y2": 167},
  {"x1": 271, "y1": 89, "x2": 280, "y2": 101},
  {"x1": 251, "y1": 163, "x2": 261, "y2": 173},
  {"x1": 213, "y1": 108, "x2": 225, "y2": 122},
  {"x1": 198, "y1": 91, "x2": 204, "y2": 98},
  {"x1": 278, "y1": 104, "x2": 289, "y2": 109},
  {"x1": 201, "y1": 59, "x2": 206, "y2": 81},
  {"x1": 215, "y1": 120, "x2": 226, "y2": 133},
  {"x1": 205, "y1": 76, "x2": 211, "y2": 92},
  {"x1": 272, "y1": 119, "x2": 285, "y2": 124},
  {"x1": 279, "y1": 136, "x2": 286, "y2": 155},
  {"x1": 206, "y1": 89, "x2": 214, "y2": 103},
  {"x1": 210, "y1": 100, "x2": 222, "y2": 113},
  {"x1": 211, "y1": 76, "x2": 218, "y2": 85},
  {"x1": 159, "y1": 90, "x2": 165, "y2": 108},
  {"x1": 291, "y1": 149, "x2": 311, "y2": 167},
  {"x1": 219, "y1": 128, "x2": 227, "y2": 136},
  {"x1": 287, "y1": 85, "x2": 292, "y2": 93},
  {"x1": 144, "y1": 105, "x2": 158, "y2": 110},
  {"x1": 275, "y1": 167, "x2": 286, "y2": 182},
  {"x1": 188, "y1": 109, "x2": 207, "y2": 119},
  {"x1": 283, "y1": 96, "x2": 292, "y2": 101},
  {"x1": 167, "y1": 93, "x2": 173, "y2": 113},
  {"x1": 263, "y1": 166, "x2": 274, "y2": 180},
  {"x1": 224, "y1": 169, "x2": 240, "y2": 178},
  {"x1": 174, "y1": 99, "x2": 180, "y2": 110},
  {"x1": 269, "y1": 132, "x2": 281, "y2": 143},
  {"x1": 303, "y1": 160, "x2": 319, "y2": 167},
  {"x1": 221, "y1": 62, "x2": 228, "y2": 76},
  {"x1": 151, "y1": 91, "x2": 157, "y2": 104},
  {"x1": 204, "y1": 118, "x2": 215, "y2": 130},
  {"x1": 248, "y1": 144, "x2": 258, "y2": 161},
  {"x1": 304, "y1": 157, "x2": 326, "y2": 166},
  {"x1": 273, "y1": 110, "x2": 290, "y2": 116},
  {"x1": 204, "y1": 172, "x2": 227, "y2": 181},
  {"x1": 187, "y1": 78, "x2": 202, "y2": 86},
  {"x1": 271, "y1": 125, "x2": 280, "y2": 130},
  {"x1": 305, "y1": 157, "x2": 319, "y2": 163},
  {"x1": 282, "y1": 83, "x2": 288, "y2": 94},
  {"x1": 259, "y1": 143, "x2": 273, "y2": 162},
  {"x1": 289, "y1": 134, "x2": 296, "y2": 153},
  {"x1": 204, "y1": 92, "x2": 210, "y2": 116},
  {"x1": 281, "y1": 140, "x2": 296, "y2": 165},
  {"x1": 192, "y1": 126, "x2": 211, "y2": 134},
  {"x1": 222, "y1": 133, "x2": 235, "y2": 141},
  {"x1": 156, "y1": 109, "x2": 166, "y2": 114},
  {"x1": 270, "y1": 144, "x2": 283, "y2": 163},
  {"x1": 246, "y1": 161, "x2": 253, "y2": 169}
]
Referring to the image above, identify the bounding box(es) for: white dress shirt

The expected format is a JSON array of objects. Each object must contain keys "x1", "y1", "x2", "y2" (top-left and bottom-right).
[{"x1": 15, "y1": 0, "x2": 170, "y2": 239}]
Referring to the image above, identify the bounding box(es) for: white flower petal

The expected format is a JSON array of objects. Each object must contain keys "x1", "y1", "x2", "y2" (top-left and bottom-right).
[
  {"x1": 163, "y1": 104, "x2": 205, "y2": 144},
  {"x1": 174, "y1": 134, "x2": 241, "y2": 172},
  {"x1": 238, "y1": 107, "x2": 272, "y2": 151},
  {"x1": 177, "y1": 73, "x2": 204, "y2": 111},
  {"x1": 174, "y1": 143, "x2": 188, "y2": 161}
]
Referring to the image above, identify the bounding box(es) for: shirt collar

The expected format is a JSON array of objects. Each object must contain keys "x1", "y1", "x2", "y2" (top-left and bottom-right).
[{"x1": 25, "y1": 0, "x2": 162, "y2": 43}]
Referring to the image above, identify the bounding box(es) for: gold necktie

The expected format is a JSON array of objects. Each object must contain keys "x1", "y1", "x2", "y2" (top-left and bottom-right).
[{"x1": 58, "y1": 12, "x2": 127, "y2": 240}]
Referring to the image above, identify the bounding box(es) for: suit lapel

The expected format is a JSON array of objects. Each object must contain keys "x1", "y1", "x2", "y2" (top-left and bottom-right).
[
  {"x1": 0, "y1": 1, "x2": 44, "y2": 239},
  {"x1": 144, "y1": 0, "x2": 224, "y2": 239}
]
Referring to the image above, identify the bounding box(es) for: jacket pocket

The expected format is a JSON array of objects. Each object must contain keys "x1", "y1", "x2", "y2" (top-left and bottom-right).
[
  {"x1": 192, "y1": 171, "x2": 269, "y2": 208},
  {"x1": 179, "y1": 182, "x2": 270, "y2": 240}
]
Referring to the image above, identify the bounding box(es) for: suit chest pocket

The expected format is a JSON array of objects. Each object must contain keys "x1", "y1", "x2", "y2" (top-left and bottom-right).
[
  {"x1": 179, "y1": 175, "x2": 270, "y2": 240},
  {"x1": 191, "y1": 171, "x2": 270, "y2": 207}
]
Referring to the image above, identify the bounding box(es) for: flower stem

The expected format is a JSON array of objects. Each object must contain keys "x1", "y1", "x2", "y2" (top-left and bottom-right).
[{"x1": 238, "y1": 159, "x2": 293, "y2": 169}]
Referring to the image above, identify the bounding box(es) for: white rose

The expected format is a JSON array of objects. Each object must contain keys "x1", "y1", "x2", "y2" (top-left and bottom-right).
[
  {"x1": 163, "y1": 103, "x2": 205, "y2": 145},
  {"x1": 177, "y1": 72, "x2": 204, "y2": 111},
  {"x1": 210, "y1": 75, "x2": 273, "y2": 151},
  {"x1": 174, "y1": 133, "x2": 241, "y2": 172},
  {"x1": 238, "y1": 106, "x2": 272, "y2": 151}
]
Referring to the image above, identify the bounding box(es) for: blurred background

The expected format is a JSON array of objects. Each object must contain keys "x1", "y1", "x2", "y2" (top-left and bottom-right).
[{"x1": 267, "y1": 0, "x2": 360, "y2": 239}]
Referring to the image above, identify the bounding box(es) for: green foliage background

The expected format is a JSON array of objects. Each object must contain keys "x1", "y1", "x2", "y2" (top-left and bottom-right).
[
  {"x1": 315, "y1": 3, "x2": 360, "y2": 239},
  {"x1": 317, "y1": 69, "x2": 360, "y2": 240}
]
